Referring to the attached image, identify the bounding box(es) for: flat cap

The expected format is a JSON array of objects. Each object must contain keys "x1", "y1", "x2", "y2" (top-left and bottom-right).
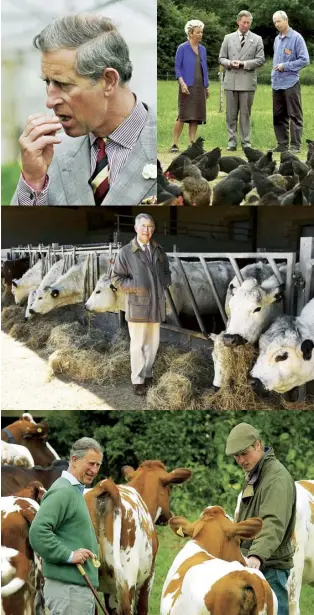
[{"x1": 225, "y1": 422, "x2": 260, "y2": 455}]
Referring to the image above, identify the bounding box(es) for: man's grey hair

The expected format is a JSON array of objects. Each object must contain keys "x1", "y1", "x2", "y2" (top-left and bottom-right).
[
  {"x1": 237, "y1": 10, "x2": 253, "y2": 22},
  {"x1": 69, "y1": 437, "x2": 103, "y2": 461},
  {"x1": 33, "y1": 14, "x2": 133, "y2": 84},
  {"x1": 134, "y1": 213, "x2": 155, "y2": 227},
  {"x1": 273, "y1": 11, "x2": 288, "y2": 21}
]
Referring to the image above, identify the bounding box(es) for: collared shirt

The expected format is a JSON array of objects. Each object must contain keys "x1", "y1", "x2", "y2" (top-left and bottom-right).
[
  {"x1": 61, "y1": 470, "x2": 85, "y2": 563},
  {"x1": 272, "y1": 28, "x2": 310, "y2": 90},
  {"x1": 17, "y1": 96, "x2": 148, "y2": 206}
]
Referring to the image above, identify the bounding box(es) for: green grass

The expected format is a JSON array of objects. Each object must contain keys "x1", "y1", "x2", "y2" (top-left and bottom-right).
[
  {"x1": 1, "y1": 162, "x2": 20, "y2": 206},
  {"x1": 149, "y1": 523, "x2": 314, "y2": 614},
  {"x1": 158, "y1": 80, "x2": 314, "y2": 158}
]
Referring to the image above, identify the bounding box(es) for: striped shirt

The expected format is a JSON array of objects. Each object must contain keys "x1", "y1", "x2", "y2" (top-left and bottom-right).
[
  {"x1": 17, "y1": 97, "x2": 148, "y2": 206},
  {"x1": 271, "y1": 28, "x2": 310, "y2": 90}
]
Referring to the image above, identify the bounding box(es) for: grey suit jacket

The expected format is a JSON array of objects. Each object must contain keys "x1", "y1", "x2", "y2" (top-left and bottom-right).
[
  {"x1": 219, "y1": 31, "x2": 265, "y2": 91},
  {"x1": 11, "y1": 105, "x2": 156, "y2": 206}
]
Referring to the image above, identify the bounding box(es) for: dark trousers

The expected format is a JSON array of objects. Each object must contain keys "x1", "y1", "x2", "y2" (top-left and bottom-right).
[
  {"x1": 263, "y1": 568, "x2": 290, "y2": 615},
  {"x1": 272, "y1": 81, "x2": 303, "y2": 148}
]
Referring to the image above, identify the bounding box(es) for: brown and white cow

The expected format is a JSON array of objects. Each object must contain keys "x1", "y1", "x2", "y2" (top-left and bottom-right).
[
  {"x1": 2, "y1": 257, "x2": 30, "y2": 295},
  {"x1": 1, "y1": 413, "x2": 59, "y2": 467},
  {"x1": 1, "y1": 483, "x2": 45, "y2": 615},
  {"x1": 1, "y1": 459, "x2": 69, "y2": 496},
  {"x1": 1, "y1": 442, "x2": 35, "y2": 468},
  {"x1": 161, "y1": 506, "x2": 277, "y2": 615},
  {"x1": 85, "y1": 460, "x2": 192, "y2": 615}
]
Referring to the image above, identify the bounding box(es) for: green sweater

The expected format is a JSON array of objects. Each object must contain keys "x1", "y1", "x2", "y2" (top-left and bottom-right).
[
  {"x1": 237, "y1": 448, "x2": 296, "y2": 570},
  {"x1": 29, "y1": 477, "x2": 99, "y2": 587}
]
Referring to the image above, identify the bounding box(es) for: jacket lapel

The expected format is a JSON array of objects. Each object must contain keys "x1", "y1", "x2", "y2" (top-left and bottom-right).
[{"x1": 58, "y1": 136, "x2": 95, "y2": 205}]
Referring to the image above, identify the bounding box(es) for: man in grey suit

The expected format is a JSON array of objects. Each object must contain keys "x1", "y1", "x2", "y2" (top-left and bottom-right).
[
  {"x1": 219, "y1": 10, "x2": 265, "y2": 151},
  {"x1": 11, "y1": 14, "x2": 156, "y2": 206}
]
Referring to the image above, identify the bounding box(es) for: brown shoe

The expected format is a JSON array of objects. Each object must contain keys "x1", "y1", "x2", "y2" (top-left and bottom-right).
[
  {"x1": 145, "y1": 377, "x2": 153, "y2": 388},
  {"x1": 132, "y1": 384, "x2": 146, "y2": 396}
]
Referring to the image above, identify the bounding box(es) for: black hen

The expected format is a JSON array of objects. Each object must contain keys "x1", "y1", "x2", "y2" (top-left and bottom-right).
[
  {"x1": 243, "y1": 146, "x2": 264, "y2": 163},
  {"x1": 180, "y1": 136, "x2": 205, "y2": 160},
  {"x1": 253, "y1": 169, "x2": 286, "y2": 198},
  {"x1": 280, "y1": 151, "x2": 299, "y2": 163},
  {"x1": 157, "y1": 160, "x2": 183, "y2": 198},
  {"x1": 291, "y1": 159, "x2": 310, "y2": 182},
  {"x1": 166, "y1": 154, "x2": 190, "y2": 175},
  {"x1": 212, "y1": 176, "x2": 252, "y2": 206},
  {"x1": 194, "y1": 147, "x2": 221, "y2": 165},
  {"x1": 228, "y1": 164, "x2": 252, "y2": 183},
  {"x1": 256, "y1": 150, "x2": 273, "y2": 169},
  {"x1": 219, "y1": 156, "x2": 246, "y2": 173},
  {"x1": 306, "y1": 139, "x2": 314, "y2": 166}
]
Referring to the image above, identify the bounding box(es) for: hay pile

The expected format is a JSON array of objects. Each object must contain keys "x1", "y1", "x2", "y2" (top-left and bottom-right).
[{"x1": 146, "y1": 348, "x2": 213, "y2": 410}]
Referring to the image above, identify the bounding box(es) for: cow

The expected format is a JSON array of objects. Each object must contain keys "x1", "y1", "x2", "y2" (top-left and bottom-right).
[
  {"x1": 25, "y1": 258, "x2": 66, "y2": 319},
  {"x1": 1, "y1": 442, "x2": 34, "y2": 468},
  {"x1": 160, "y1": 505, "x2": 277, "y2": 615},
  {"x1": 84, "y1": 460, "x2": 192, "y2": 615},
  {"x1": 234, "y1": 479, "x2": 314, "y2": 615},
  {"x1": 1, "y1": 257, "x2": 30, "y2": 295},
  {"x1": 251, "y1": 298, "x2": 314, "y2": 394},
  {"x1": 85, "y1": 259, "x2": 234, "y2": 321},
  {"x1": 288, "y1": 480, "x2": 314, "y2": 615},
  {"x1": 1, "y1": 486, "x2": 45, "y2": 615},
  {"x1": 28, "y1": 253, "x2": 111, "y2": 315},
  {"x1": 11, "y1": 260, "x2": 43, "y2": 305},
  {"x1": 1, "y1": 460, "x2": 69, "y2": 496},
  {"x1": 1, "y1": 413, "x2": 60, "y2": 467}
]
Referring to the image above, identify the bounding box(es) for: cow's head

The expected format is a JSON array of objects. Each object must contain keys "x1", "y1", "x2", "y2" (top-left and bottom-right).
[
  {"x1": 30, "y1": 260, "x2": 88, "y2": 314},
  {"x1": 251, "y1": 332, "x2": 314, "y2": 394},
  {"x1": 224, "y1": 278, "x2": 285, "y2": 346},
  {"x1": 85, "y1": 277, "x2": 123, "y2": 313},
  {"x1": 169, "y1": 506, "x2": 262, "y2": 564},
  {"x1": 1, "y1": 414, "x2": 59, "y2": 466},
  {"x1": 14, "y1": 481, "x2": 46, "y2": 504},
  {"x1": 122, "y1": 460, "x2": 192, "y2": 524},
  {"x1": 11, "y1": 261, "x2": 42, "y2": 305}
]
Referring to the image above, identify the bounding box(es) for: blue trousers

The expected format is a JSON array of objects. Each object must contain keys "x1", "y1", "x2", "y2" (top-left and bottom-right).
[{"x1": 263, "y1": 568, "x2": 290, "y2": 615}]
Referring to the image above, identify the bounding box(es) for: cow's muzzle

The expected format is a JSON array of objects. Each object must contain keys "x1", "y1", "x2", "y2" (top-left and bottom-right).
[
  {"x1": 223, "y1": 333, "x2": 247, "y2": 347},
  {"x1": 29, "y1": 308, "x2": 35, "y2": 315}
]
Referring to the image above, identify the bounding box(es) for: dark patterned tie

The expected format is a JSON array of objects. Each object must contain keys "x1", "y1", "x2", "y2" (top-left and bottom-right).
[
  {"x1": 89, "y1": 137, "x2": 110, "y2": 206},
  {"x1": 241, "y1": 33, "x2": 245, "y2": 48},
  {"x1": 143, "y1": 244, "x2": 151, "y2": 261}
]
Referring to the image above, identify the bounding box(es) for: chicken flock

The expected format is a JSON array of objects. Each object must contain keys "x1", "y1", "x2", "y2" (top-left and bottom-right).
[{"x1": 158, "y1": 137, "x2": 314, "y2": 206}]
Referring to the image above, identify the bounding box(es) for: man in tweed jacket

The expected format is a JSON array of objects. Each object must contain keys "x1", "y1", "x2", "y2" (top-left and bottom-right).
[{"x1": 219, "y1": 10, "x2": 265, "y2": 150}]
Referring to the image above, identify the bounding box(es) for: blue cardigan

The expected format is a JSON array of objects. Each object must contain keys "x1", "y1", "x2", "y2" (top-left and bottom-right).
[{"x1": 175, "y1": 41, "x2": 209, "y2": 87}]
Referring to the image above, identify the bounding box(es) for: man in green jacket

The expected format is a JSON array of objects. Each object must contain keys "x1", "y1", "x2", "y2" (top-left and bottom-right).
[
  {"x1": 29, "y1": 437, "x2": 103, "y2": 615},
  {"x1": 226, "y1": 422, "x2": 296, "y2": 615},
  {"x1": 112, "y1": 213, "x2": 171, "y2": 396}
]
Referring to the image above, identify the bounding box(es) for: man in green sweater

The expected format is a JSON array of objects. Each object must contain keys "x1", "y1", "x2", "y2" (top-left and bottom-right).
[
  {"x1": 226, "y1": 422, "x2": 296, "y2": 615},
  {"x1": 29, "y1": 437, "x2": 103, "y2": 615}
]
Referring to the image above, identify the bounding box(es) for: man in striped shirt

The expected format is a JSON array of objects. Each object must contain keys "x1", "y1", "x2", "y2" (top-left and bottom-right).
[
  {"x1": 272, "y1": 11, "x2": 310, "y2": 153},
  {"x1": 10, "y1": 14, "x2": 156, "y2": 206}
]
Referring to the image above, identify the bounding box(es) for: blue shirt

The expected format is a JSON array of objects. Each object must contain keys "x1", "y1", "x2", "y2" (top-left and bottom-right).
[
  {"x1": 272, "y1": 28, "x2": 310, "y2": 90},
  {"x1": 61, "y1": 471, "x2": 85, "y2": 562},
  {"x1": 175, "y1": 41, "x2": 209, "y2": 87}
]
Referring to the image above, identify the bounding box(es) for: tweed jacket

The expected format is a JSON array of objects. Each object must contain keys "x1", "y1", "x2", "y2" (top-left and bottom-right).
[
  {"x1": 219, "y1": 31, "x2": 265, "y2": 91},
  {"x1": 111, "y1": 238, "x2": 171, "y2": 323},
  {"x1": 11, "y1": 105, "x2": 156, "y2": 206}
]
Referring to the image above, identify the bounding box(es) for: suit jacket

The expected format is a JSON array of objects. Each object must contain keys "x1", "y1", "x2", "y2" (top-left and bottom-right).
[
  {"x1": 219, "y1": 31, "x2": 265, "y2": 91},
  {"x1": 11, "y1": 105, "x2": 156, "y2": 206}
]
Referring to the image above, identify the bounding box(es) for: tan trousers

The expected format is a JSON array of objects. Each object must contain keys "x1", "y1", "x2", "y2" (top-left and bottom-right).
[{"x1": 128, "y1": 322, "x2": 160, "y2": 384}]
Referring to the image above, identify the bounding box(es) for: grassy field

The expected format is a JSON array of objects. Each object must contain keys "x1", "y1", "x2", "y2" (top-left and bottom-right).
[
  {"x1": 1, "y1": 162, "x2": 20, "y2": 206},
  {"x1": 149, "y1": 523, "x2": 314, "y2": 614},
  {"x1": 158, "y1": 80, "x2": 314, "y2": 162}
]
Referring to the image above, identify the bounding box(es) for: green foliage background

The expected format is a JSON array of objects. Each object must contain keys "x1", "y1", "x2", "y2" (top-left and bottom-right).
[
  {"x1": 158, "y1": 0, "x2": 314, "y2": 79},
  {"x1": 45, "y1": 409, "x2": 314, "y2": 517}
]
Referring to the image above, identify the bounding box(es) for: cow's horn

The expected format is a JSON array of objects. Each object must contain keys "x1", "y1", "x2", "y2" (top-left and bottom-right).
[{"x1": 177, "y1": 526, "x2": 184, "y2": 537}]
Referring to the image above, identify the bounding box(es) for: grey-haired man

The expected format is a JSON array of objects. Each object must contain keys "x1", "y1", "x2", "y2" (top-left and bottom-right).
[
  {"x1": 226, "y1": 422, "x2": 296, "y2": 615},
  {"x1": 11, "y1": 14, "x2": 156, "y2": 206},
  {"x1": 30, "y1": 438, "x2": 103, "y2": 615},
  {"x1": 112, "y1": 213, "x2": 171, "y2": 396}
]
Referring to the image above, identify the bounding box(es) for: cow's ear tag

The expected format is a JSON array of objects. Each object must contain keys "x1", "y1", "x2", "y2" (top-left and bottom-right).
[
  {"x1": 243, "y1": 485, "x2": 254, "y2": 498},
  {"x1": 177, "y1": 526, "x2": 184, "y2": 537},
  {"x1": 37, "y1": 428, "x2": 42, "y2": 433}
]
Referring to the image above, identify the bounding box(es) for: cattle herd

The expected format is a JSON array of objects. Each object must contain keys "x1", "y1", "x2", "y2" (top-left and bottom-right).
[
  {"x1": 2, "y1": 248, "x2": 314, "y2": 401},
  {"x1": 158, "y1": 138, "x2": 314, "y2": 206},
  {"x1": 1, "y1": 414, "x2": 314, "y2": 615}
]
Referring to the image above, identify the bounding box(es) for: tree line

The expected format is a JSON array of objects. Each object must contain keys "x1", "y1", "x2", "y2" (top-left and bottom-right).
[
  {"x1": 45, "y1": 409, "x2": 314, "y2": 517},
  {"x1": 158, "y1": 0, "x2": 314, "y2": 80}
]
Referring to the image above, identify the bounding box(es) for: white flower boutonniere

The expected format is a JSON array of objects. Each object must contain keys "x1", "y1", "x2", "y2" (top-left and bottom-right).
[{"x1": 142, "y1": 163, "x2": 157, "y2": 180}]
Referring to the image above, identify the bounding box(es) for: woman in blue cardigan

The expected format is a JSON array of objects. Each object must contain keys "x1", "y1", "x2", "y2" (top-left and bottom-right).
[{"x1": 170, "y1": 19, "x2": 209, "y2": 152}]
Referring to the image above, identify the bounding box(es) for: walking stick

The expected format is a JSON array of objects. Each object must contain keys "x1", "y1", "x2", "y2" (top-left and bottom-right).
[{"x1": 76, "y1": 563, "x2": 110, "y2": 615}]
